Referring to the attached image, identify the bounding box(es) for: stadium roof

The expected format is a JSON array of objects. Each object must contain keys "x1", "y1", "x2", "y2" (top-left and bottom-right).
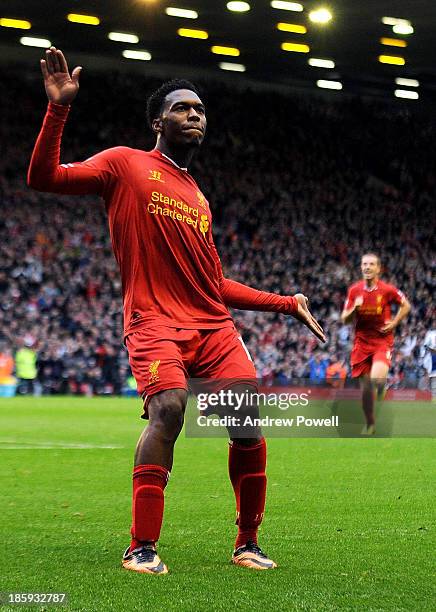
[{"x1": 1, "y1": 1, "x2": 435, "y2": 100}]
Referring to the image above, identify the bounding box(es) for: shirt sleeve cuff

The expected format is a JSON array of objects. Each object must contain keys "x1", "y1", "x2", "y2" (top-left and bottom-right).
[
  {"x1": 284, "y1": 295, "x2": 298, "y2": 315},
  {"x1": 47, "y1": 101, "x2": 71, "y2": 119}
]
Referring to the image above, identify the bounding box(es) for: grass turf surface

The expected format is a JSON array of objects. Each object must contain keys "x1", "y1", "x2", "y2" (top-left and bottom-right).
[{"x1": 0, "y1": 397, "x2": 434, "y2": 611}]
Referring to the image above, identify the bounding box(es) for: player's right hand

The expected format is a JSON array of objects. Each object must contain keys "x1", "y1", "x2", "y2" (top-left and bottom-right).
[
  {"x1": 354, "y1": 296, "x2": 364, "y2": 308},
  {"x1": 40, "y1": 46, "x2": 82, "y2": 105},
  {"x1": 293, "y1": 294, "x2": 326, "y2": 343}
]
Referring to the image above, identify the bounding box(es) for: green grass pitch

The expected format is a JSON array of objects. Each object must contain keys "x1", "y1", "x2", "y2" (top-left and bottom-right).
[{"x1": 0, "y1": 397, "x2": 434, "y2": 611}]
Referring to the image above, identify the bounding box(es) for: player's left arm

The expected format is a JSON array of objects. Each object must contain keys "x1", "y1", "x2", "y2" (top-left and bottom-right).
[
  {"x1": 380, "y1": 287, "x2": 411, "y2": 334},
  {"x1": 210, "y1": 242, "x2": 326, "y2": 342}
]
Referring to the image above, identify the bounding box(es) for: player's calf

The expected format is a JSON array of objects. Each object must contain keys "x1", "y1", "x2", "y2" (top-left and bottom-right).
[
  {"x1": 135, "y1": 389, "x2": 187, "y2": 467},
  {"x1": 360, "y1": 376, "x2": 375, "y2": 427},
  {"x1": 228, "y1": 437, "x2": 270, "y2": 557}
]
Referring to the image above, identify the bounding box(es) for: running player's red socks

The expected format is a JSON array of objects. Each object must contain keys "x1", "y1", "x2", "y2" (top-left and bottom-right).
[
  {"x1": 130, "y1": 464, "x2": 169, "y2": 551},
  {"x1": 228, "y1": 438, "x2": 267, "y2": 549}
]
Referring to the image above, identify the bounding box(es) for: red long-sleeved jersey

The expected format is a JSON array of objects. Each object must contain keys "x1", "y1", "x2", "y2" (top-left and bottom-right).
[{"x1": 28, "y1": 102, "x2": 297, "y2": 340}]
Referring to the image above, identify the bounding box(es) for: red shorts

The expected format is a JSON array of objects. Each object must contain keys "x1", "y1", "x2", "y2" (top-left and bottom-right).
[
  {"x1": 351, "y1": 340, "x2": 392, "y2": 378},
  {"x1": 125, "y1": 325, "x2": 257, "y2": 418}
]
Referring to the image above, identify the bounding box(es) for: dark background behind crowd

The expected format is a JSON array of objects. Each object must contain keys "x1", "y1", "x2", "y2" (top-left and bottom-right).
[{"x1": 0, "y1": 69, "x2": 434, "y2": 395}]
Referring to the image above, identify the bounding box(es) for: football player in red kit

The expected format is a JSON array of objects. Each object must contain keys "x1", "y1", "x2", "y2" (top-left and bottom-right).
[
  {"x1": 341, "y1": 253, "x2": 411, "y2": 434},
  {"x1": 28, "y1": 47, "x2": 325, "y2": 573}
]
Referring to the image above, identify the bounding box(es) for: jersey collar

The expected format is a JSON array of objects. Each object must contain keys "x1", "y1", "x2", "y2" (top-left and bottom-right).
[
  {"x1": 364, "y1": 282, "x2": 378, "y2": 292},
  {"x1": 158, "y1": 151, "x2": 188, "y2": 172}
]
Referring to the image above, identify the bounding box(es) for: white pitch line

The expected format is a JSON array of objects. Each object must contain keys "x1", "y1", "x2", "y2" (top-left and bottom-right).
[
  {"x1": 0, "y1": 441, "x2": 124, "y2": 449},
  {"x1": 0, "y1": 446, "x2": 123, "y2": 449}
]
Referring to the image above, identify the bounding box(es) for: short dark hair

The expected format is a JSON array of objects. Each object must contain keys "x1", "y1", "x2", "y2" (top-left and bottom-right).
[{"x1": 146, "y1": 79, "x2": 201, "y2": 128}]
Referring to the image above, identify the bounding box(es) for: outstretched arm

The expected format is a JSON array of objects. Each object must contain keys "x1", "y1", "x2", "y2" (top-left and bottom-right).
[
  {"x1": 220, "y1": 276, "x2": 297, "y2": 315},
  {"x1": 211, "y1": 244, "x2": 326, "y2": 342},
  {"x1": 27, "y1": 47, "x2": 114, "y2": 195}
]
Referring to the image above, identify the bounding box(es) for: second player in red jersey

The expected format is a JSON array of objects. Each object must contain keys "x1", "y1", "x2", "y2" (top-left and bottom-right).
[
  {"x1": 345, "y1": 277, "x2": 405, "y2": 376},
  {"x1": 341, "y1": 253, "x2": 411, "y2": 434}
]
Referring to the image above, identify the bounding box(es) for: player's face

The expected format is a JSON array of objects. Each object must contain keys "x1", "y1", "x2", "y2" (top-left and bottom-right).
[
  {"x1": 159, "y1": 89, "x2": 206, "y2": 147},
  {"x1": 361, "y1": 255, "x2": 380, "y2": 280}
]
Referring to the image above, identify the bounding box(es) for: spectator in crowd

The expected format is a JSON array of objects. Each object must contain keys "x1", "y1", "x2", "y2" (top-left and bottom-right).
[
  {"x1": 15, "y1": 339, "x2": 37, "y2": 395},
  {"x1": 0, "y1": 341, "x2": 14, "y2": 380},
  {"x1": 308, "y1": 353, "x2": 330, "y2": 384},
  {"x1": 422, "y1": 326, "x2": 436, "y2": 396},
  {"x1": 0, "y1": 341, "x2": 16, "y2": 397},
  {"x1": 326, "y1": 354, "x2": 347, "y2": 387}
]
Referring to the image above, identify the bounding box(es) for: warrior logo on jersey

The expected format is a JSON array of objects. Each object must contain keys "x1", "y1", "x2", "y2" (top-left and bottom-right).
[
  {"x1": 196, "y1": 191, "x2": 207, "y2": 209},
  {"x1": 148, "y1": 360, "x2": 161, "y2": 384},
  {"x1": 148, "y1": 170, "x2": 164, "y2": 183}
]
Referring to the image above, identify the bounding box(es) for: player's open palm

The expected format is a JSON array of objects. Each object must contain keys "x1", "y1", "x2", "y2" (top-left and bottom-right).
[
  {"x1": 40, "y1": 46, "x2": 82, "y2": 105},
  {"x1": 293, "y1": 293, "x2": 326, "y2": 343}
]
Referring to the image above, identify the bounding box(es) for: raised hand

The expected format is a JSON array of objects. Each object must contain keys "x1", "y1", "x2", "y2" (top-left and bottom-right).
[
  {"x1": 40, "y1": 46, "x2": 82, "y2": 105},
  {"x1": 293, "y1": 293, "x2": 326, "y2": 343}
]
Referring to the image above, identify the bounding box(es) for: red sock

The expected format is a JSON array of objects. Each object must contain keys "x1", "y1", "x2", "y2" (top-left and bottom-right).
[
  {"x1": 228, "y1": 438, "x2": 267, "y2": 549},
  {"x1": 130, "y1": 464, "x2": 169, "y2": 552}
]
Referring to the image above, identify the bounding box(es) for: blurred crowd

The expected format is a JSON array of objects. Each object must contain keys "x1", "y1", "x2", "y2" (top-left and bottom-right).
[{"x1": 0, "y1": 69, "x2": 434, "y2": 395}]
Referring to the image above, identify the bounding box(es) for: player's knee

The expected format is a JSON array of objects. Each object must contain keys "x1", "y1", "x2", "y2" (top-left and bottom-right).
[
  {"x1": 370, "y1": 371, "x2": 387, "y2": 384},
  {"x1": 148, "y1": 390, "x2": 186, "y2": 442}
]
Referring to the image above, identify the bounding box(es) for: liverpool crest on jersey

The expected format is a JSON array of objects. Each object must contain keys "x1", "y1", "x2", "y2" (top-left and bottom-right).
[{"x1": 148, "y1": 360, "x2": 161, "y2": 384}]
